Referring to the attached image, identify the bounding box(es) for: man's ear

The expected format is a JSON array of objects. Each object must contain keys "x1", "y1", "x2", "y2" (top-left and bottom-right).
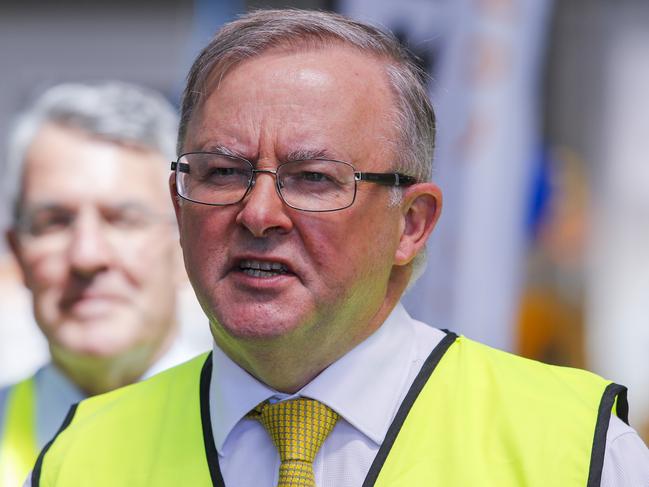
[
  {"x1": 167, "y1": 174, "x2": 188, "y2": 286},
  {"x1": 169, "y1": 173, "x2": 183, "y2": 235},
  {"x1": 6, "y1": 229, "x2": 28, "y2": 286},
  {"x1": 394, "y1": 182, "x2": 442, "y2": 266}
]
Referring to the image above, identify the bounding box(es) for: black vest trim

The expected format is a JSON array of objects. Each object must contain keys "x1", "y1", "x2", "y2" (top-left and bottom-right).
[
  {"x1": 199, "y1": 352, "x2": 226, "y2": 487},
  {"x1": 361, "y1": 331, "x2": 458, "y2": 487},
  {"x1": 586, "y1": 383, "x2": 629, "y2": 487},
  {"x1": 32, "y1": 402, "x2": 79, "y2": 487}
]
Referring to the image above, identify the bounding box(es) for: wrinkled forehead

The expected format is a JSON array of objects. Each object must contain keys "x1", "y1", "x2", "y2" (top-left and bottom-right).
[
  {"x1": 190, "y1": 41, "x2": 397, "y2": 129},
  {"x1": 183, "y1": 42, "x2": 399, "y2": 151},
  {"x1": 185, "y1": 44, "x2": 400, "y2": 161}
]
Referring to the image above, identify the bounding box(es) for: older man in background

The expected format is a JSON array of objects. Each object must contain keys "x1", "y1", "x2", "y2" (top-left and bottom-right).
[{"x1": 0, "y1": 82, "x2": 204, "y2": 486}]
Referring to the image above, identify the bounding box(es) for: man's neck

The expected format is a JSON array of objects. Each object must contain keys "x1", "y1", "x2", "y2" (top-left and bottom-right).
[
  {"x1": 213, "y1": 294, "x2": 402, "y2": 394},
  {"x1": 212, "y1": 266, "x2": 411, "y2": 393},
  {"x1": 50, "y1": 329, "x2": 177, "y2": 396}
]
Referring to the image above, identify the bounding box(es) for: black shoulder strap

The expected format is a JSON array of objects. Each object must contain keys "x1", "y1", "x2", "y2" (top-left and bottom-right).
[
  {"x1": 586, "y1": 383, "x2": 629, "y2": 487},
  {"x1": 199, "y1": 352, "x2": 226, "y2": 487},
  {"x1": 32, "y1": 402, "x2": 79, "y2": 487},
  {"x1": 362, "y1": 331, "x2": 458, "y2": 486},
  {"x1": 32, "y1": 354, "x2": 222, "y2": 487}
]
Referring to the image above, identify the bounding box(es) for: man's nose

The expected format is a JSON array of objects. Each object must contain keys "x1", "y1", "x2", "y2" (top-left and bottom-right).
[
  {"x1": 67, "y1": 210, "x2": 112, "y2": 277},
  {"x1": 235, "y1": 171, "x2": 294, "y2": 238}
]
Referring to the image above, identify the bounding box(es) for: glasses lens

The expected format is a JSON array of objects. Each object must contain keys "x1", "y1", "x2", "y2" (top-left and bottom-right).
[
  {"x1": 17, "y1": 204, "x2": 167, "y2": 253},
  {"x1": 278, "y1": 160, "x2": 356, "y2": 211},
  {"x1": 177, "y1": 153, "x2": 252, "y2": 205}
]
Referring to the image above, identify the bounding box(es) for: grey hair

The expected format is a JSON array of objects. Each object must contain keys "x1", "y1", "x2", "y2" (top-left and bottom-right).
[
  {"x1": 178, "y1": 9, "x2": 435, "y2": 182},
  {"x1": 178, "y1": 9, "x2": 436, "y2": 283},
  {"x1": 5, "y1": 81, "x2": 178, "y2": 223}
]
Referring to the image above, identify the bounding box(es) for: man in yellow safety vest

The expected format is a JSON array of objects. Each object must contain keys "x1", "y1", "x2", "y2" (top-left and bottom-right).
[
  {"x1": 27, "y1": 10, "x2": 649, "y2": 487},
  {"x1": 0, "y1": 82, "x2": 203, "y2": 486}
]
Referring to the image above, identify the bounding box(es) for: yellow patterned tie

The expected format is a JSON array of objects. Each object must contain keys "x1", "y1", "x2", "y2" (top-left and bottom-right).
[{"x1": 251, "y1": 398, "x2": 339, "y2": 487}]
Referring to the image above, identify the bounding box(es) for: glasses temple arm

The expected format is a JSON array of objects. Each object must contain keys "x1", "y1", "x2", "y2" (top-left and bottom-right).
[
  {"x1": 170, "y1": 161, "x2": 191, "y2": 173},
  {"x1": 355, "y1": 172, "x2": 417, "y2": 186}
]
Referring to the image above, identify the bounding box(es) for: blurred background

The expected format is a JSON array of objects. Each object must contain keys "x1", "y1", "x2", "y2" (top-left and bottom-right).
[{"x1": 0, "y1": 0, "x2": 647, "y2": 440}]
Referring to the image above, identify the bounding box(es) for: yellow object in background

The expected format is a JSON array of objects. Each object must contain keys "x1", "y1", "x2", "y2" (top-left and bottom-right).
[{"x1": 0, "y1": 378, "x2": 38, "y2": 487}]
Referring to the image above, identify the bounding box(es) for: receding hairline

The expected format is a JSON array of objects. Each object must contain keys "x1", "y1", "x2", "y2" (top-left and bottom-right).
[
  {"x1": 182, "y1": 39, "x2": 404, "y2": 151},
  {"x1": 33, "y1": 119, "x2": 169, "y2": 155},
  {"x1": 19, "y1": 121, "x2": 172, "y2": 199}
]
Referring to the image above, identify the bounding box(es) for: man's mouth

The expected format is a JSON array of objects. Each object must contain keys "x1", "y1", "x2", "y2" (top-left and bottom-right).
[
  {"x1": 238, "y1": 259, "x2": 291, "y2": 278},
  {"x1": 60, "y1": 291, "x2": 126, "y2": 318}
]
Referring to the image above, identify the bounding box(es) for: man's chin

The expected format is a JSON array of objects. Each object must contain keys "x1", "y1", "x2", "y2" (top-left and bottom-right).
[
  {"x1": 53, "y1": 323, "x2": 139, "y2": 360},
  {"x1": 212, "y1": 315, "x2": 308, "y2": 343},
  {"x1": 61, "y1": 342, "x2": 133, "y2": 360}
]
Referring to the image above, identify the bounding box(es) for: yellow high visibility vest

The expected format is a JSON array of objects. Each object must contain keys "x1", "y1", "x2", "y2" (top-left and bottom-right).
[
  {"x1": 0, "y1": 378, "x2": 39, "y2": 487},
  {"x1": 33, "y1": 334, "x2": 627, "y2": 486}
]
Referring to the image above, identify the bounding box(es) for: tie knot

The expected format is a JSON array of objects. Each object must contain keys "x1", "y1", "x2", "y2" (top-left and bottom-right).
[{"x1": 252, "y1": 398, "x2": 339, "y2": 463}]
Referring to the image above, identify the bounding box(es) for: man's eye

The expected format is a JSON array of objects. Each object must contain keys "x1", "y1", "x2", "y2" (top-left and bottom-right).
[
  {"x1": 212, "y1": 167, "x2": 237, "y2": 176},
  {"x1": 202, "y1": 166, "x2": 247, "y2": 181},
  {"x1": 27, "y1": 214, "x2": 73, "y2": 236},
  {"x1": 299, "y1": 171, "x2": 330, "y2": 183},
  {"x1": 107, "y1": 212, "x2": 148, "y2": 229}
]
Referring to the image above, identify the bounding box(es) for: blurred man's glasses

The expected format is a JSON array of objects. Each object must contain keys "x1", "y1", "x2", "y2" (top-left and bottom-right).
[
  {"x1": 171, "y1": 151, "x2": 417, "y2": 212},
  {"x1": 16, "y1": 204, "x2": 172, "y2": 252}
]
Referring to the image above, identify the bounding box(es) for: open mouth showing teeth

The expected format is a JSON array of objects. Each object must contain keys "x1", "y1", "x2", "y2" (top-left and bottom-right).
[{"x1": 238, "y1": 259, "x2": 290, "y2": 278}]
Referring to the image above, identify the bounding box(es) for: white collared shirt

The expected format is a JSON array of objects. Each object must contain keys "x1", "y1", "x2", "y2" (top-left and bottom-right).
[
  {"x1": 211, "y1": 304, "x2": 649, "y2": 487},
  {"x1": 17, "y1": 305, "x2": 649, "y2": 486}
]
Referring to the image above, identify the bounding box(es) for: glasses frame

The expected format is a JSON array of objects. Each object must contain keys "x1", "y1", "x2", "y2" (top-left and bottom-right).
[{"x1": 171, "y1": 151, "x2": 418, "y2": 212}]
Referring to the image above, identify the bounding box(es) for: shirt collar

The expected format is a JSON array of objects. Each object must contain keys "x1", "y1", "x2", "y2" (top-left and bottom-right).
[
  {"x1": 38, "y1": 334, "x2": 202, "y2": 402},
  {"x1": 210, "y1": 302, "x2": 420, "y2": 450},
  {"x1": 210, "y1": 344, "x2": 278, "y2": 451},
  {"x1": 142, "y1": 336, "x2": 203, "y2": 379},
  {"x1": 38, "y1": 363, "x2": 86, "y2": 405}
]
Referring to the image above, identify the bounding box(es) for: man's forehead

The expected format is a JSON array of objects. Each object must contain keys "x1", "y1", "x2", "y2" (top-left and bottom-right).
[
  {"x1": 203, "y1": 40, "x2": 387, "y2": 93},
  {"x1": 184, "y1": 46, "x2": 397, "y2": 162},
  {"x1": 21, "y1": 125, "x2": 169, "y2": 204},
  {"x1": 192, "y1": 45, "x2": 392, "y2": 119},
  {"x1": 25, "y1": 123, "x2": 166, "y2": 168}
]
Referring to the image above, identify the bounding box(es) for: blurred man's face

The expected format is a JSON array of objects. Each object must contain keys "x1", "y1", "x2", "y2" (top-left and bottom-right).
[
  {"x1": 174, "y1": 46, "x2": 424, "y2": 366},
  {"x1": 10, "y1": 123, "x2": 179, "y2": 360}
]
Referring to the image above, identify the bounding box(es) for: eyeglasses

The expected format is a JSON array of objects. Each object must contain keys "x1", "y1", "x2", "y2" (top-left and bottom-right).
[
  {"x1": 171, "y1": 151, "x2": 417, "y2": 212},
  {"x1": 16, "y1": 204, "x2": 172, "y2": 253}
]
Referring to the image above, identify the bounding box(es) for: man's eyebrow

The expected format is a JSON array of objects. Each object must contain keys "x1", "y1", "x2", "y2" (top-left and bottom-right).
[
  {"x1": 199, "y1": 145, "x2": 339, "y2": 162},
  {"x1": 20, "y1": 203, "x2": 70, "y2": 214},
  {"x1": 16, "y1": 203, "x2": 71, "y2": 230},
  {"x1": 108, "y1": 201, "x2": 156, "y2": 213},
  {"x1": 284, "y1": 148, "x2": 337, "y2": 161},
  {"x1": 202, "y1": 143, "x2": 241, "y2": 158},
  {"x1": 21, "y1": 202, "x2": 141, "y2": 217}
]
